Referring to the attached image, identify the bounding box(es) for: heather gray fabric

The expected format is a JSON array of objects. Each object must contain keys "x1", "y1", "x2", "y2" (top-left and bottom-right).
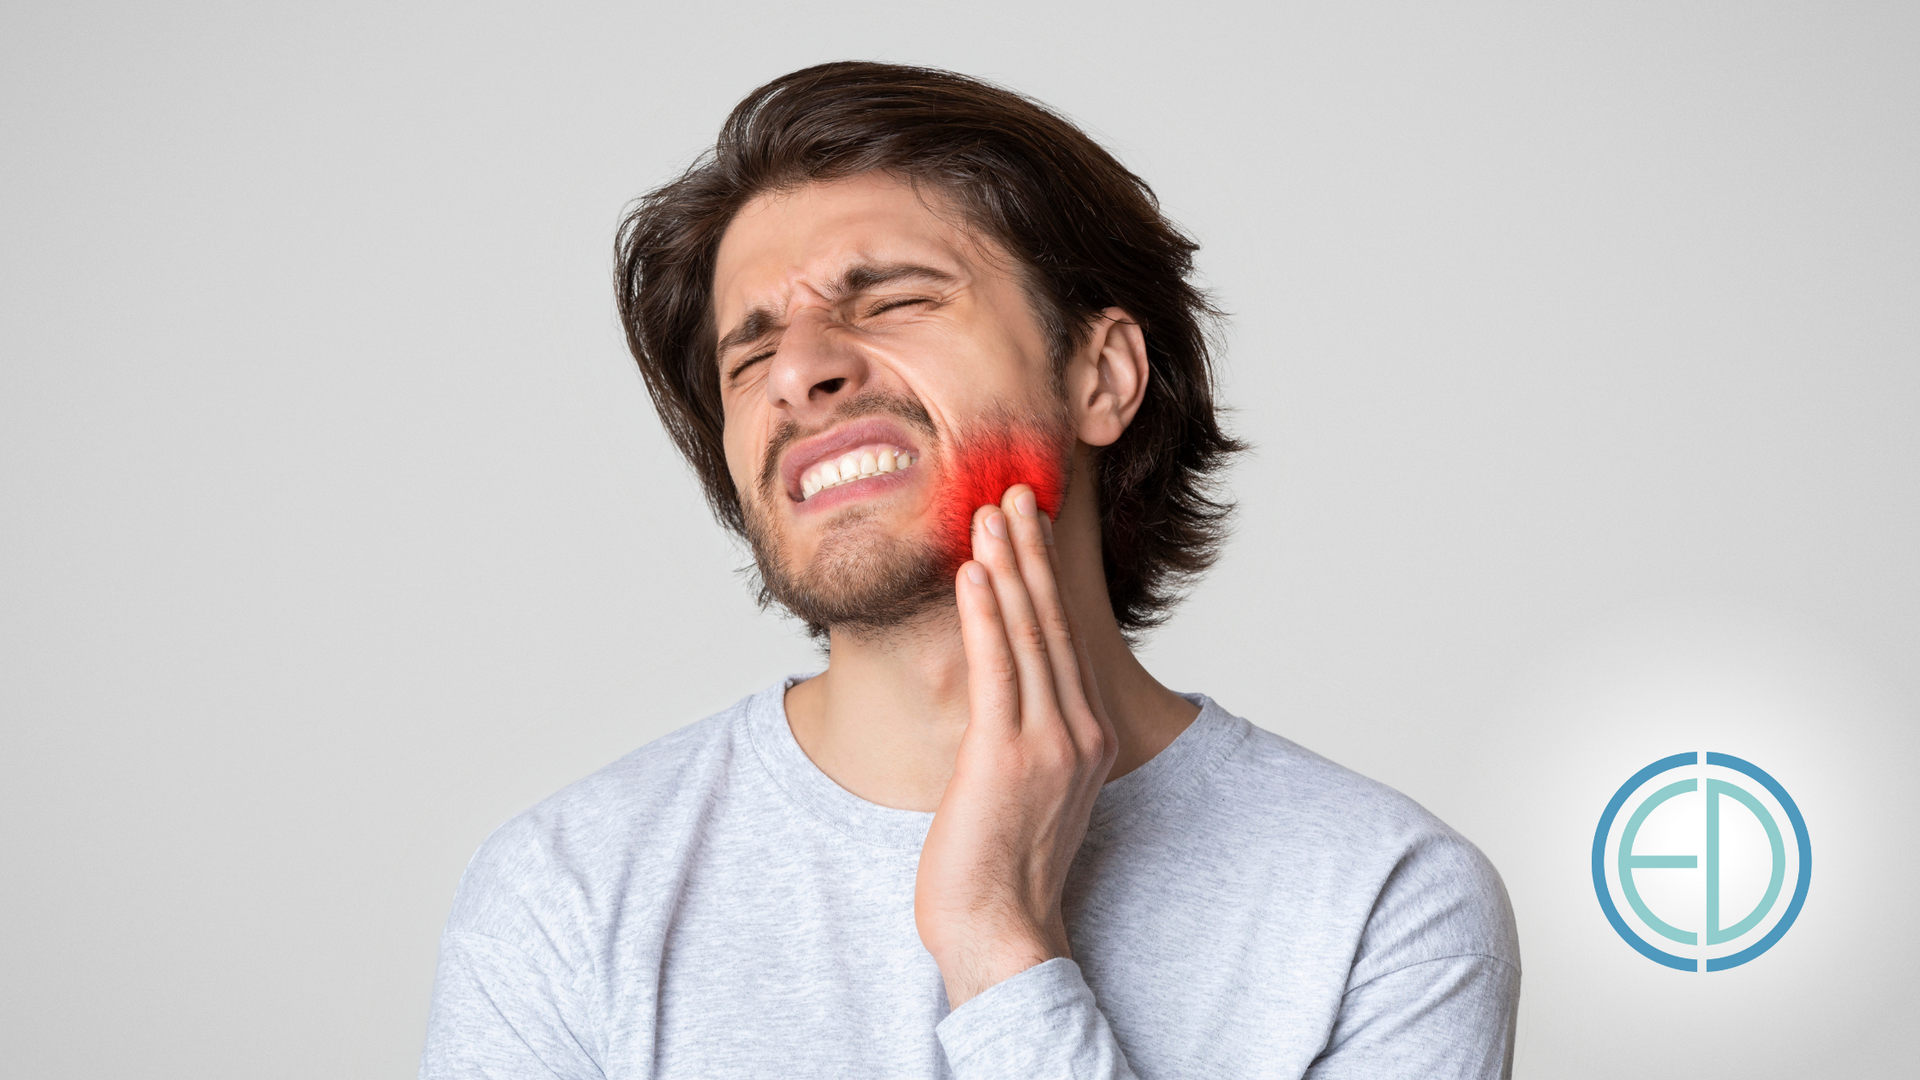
[{"x1": 421, "y1": 679, "x2": 1520, "y2": 1079}]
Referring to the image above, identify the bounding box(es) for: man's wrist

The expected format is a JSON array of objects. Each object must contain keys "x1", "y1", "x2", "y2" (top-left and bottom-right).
[{"x1": 938, "y1": 934, "x2": 1065, "y2": 1009}]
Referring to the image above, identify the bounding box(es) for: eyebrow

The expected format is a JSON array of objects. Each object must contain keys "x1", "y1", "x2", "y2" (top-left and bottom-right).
[{"x1": 715, "y1": 261, "x2": 958, "y2": 361}]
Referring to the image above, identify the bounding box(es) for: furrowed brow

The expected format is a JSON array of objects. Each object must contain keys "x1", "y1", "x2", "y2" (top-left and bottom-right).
[
  {"x1": 714, "y1": 263, "x2": 958, "y2": 362},
  {"x1": 716, "y1": 307, "x2": 781, "y2": 359},
  {"x1": 834, "y1": 262, "x2": 957, "y2": 297}
]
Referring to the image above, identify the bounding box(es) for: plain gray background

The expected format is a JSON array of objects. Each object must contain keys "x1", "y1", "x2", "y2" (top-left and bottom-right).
[{"x1": 4, "y1": 2, "x2": 1915, "y2": 1077}]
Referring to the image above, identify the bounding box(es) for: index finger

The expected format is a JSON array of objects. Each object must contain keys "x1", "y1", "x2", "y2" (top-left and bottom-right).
[{"x1": 998, "y1": 485, "x2": 1096, "y2": 731}]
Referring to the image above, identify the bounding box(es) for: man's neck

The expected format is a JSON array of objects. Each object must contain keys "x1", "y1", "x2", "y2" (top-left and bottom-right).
[{"x1": 783, "y1": 452, "x2": 1199, "y2": 812}]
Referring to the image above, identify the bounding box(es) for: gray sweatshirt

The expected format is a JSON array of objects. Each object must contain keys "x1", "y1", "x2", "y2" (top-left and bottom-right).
[{"x1": 421, "y1": 680, "x2": 1520, "y2": 1078}]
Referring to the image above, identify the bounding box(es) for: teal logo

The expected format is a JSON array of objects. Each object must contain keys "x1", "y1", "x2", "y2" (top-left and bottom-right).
[{"x1": 1592, "y1": 752, "x2": 1810, "y2": 971}]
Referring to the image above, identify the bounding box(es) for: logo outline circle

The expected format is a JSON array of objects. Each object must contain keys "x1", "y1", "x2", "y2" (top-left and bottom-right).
[{"x1": 1590, "y1": 751, "x2": 1811, "y2": 971}]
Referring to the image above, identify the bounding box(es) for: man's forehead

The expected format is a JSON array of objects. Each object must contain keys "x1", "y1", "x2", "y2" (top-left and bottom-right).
[{"x1": 712, "y1": 176, "x2": 988, "y2": 317}]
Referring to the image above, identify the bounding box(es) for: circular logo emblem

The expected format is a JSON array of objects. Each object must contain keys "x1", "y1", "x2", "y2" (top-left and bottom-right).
[{"x1": 1592, "y1": 752, "x2": 1811, "y2": 971}]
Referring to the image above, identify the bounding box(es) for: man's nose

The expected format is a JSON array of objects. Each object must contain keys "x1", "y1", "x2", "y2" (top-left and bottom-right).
[{"x1": 765, "y1": 308, "x2": 867, "y2": 418}]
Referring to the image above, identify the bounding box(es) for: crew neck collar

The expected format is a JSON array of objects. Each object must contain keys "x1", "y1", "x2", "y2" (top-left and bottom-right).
[{"x1": 743, "y1": 674, "x2": 1248, "y2": 852}]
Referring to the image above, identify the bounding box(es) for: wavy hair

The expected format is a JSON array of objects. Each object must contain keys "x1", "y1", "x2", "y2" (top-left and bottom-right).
[{"x1": 614, "y1": 61, "x2": 1243, "y2": 636}]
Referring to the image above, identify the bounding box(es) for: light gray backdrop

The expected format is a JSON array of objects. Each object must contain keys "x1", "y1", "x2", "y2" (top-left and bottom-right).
[{"x1": 3, "y1": 2, "x2": 1915, "y2": 1077}]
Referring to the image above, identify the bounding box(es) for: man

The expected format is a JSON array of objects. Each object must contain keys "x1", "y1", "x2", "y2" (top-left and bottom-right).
[{"x1": 422, "y1": 62, "x2": 1519, "y2": 1079}]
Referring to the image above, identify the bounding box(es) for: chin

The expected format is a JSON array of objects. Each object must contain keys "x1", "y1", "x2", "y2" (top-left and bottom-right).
[{"x1": 750, "y1": 510, "x2": 956, "y2": 635}]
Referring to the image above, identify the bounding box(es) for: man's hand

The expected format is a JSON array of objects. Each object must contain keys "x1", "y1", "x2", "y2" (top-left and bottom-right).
[{"x1": 914, "y1": 484, "x2": 1120, "y2": 1009}]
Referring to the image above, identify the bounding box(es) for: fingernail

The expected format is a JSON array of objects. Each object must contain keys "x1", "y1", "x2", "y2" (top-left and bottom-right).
[
  {"x1": 986, "y1": 511, "x2": 1007, "y2": 540},
  {"x1": 1039, "y1": 512, "x2": 1055, "y2": 545},
  {"x1": 1014, "y1": 490, "x2": 1036, "y2": 518},
  {"x1": 965, "y1": 563, "x2": 987, "y2": 586}
]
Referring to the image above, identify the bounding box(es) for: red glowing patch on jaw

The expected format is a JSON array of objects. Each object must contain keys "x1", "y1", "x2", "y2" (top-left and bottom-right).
[{"x1": 936, "y1": 429, "x2": 1070, "y2": 564}]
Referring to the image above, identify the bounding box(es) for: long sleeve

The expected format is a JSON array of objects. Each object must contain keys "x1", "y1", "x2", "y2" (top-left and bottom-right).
[
  {"x1": 935, "y1": 958, "x2": 1138, "y2": 1079},
  {"x1": 1304, "y1": 953, "x2": 1520, "y2": 1079},
  {"x1": 1297, "y1": 819, "x2": 1522, "y2": 1080},
  {"x1": 420, "y1": 930, "x2": 604, "y2": 1080}
]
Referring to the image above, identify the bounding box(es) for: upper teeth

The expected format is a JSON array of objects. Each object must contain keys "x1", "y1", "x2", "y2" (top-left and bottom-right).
[{"x1": 800, "y1": 444, "x2": 916, "y2": 500}]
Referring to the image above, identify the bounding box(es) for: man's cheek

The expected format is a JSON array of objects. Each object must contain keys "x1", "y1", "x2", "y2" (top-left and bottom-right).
[{"x1": 935, "y1": 429, "x2": 1070, "y2": 563}]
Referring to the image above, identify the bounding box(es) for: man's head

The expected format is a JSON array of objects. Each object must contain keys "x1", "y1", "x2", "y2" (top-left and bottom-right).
[{"x1": 616, "y1": 62, "x2": 1242, "y2": 639}]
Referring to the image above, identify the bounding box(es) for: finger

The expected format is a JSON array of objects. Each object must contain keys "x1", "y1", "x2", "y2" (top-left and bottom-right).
[
  {"x1": 972, "y1": 500, "x2": 1064, "y2": 733},
  {"x1": 1067, "y1": 601, "x2": 1117, "y2": 766},
  {"x1": 1035, "y1": 508, "x2": 1112, "y2": 732},
  {"x1": 1029, "y1": 501, "x2": 1113, "y2": 767},
  {"x1": 955, "y1": 558, "x2": 1020, "y2": 738},
  {"x1": 1000, "y1": 487, "x2": 1094, "y2": 733}
]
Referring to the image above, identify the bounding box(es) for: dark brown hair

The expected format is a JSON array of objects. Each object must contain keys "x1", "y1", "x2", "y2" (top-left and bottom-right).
[{"x1": 614, "y1": 61, "x2": 1243, "y2": 635}]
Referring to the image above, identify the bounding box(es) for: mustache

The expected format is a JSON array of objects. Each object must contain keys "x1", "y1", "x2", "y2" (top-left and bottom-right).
[{"x1": 756, "y1": 391, "x2": 939, "y2": 501}]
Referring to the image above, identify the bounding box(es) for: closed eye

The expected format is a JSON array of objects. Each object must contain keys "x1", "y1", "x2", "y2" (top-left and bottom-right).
[
  {"x1": 724, "y1": 298, "x2": 932, "y2": 383},
  {"x1": 727, "y1": 349, "x2": 775, "y2": 384},
  {"x1": 865, "y1": 297, "x2": 932, "y2": 318}
]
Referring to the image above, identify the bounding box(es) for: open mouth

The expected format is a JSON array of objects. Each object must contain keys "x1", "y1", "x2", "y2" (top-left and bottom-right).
[
  {"x1": 799, "y1": 444, "x2": 918, "y2": 500},
  {"x1": 779, "y1": 416, "x2": 929, "y2": 505}
]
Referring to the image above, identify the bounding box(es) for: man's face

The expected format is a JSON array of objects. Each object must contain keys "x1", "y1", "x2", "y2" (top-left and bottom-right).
[{"x1": 711, "y1": 173, "x2": 1072, "y2": 634}]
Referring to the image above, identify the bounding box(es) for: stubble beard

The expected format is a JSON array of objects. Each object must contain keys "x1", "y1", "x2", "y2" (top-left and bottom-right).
[
  {"x1": 739, "y1": 391, "x2": 1072, "y2": 640},
  {"x1": 740, "y1": 392, "x2": 954, "y2": 639}
]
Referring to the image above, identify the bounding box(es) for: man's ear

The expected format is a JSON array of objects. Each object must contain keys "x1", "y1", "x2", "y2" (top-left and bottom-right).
[{"x1": 1066, "y1": 308, "x2": 1150, "y2": 448}]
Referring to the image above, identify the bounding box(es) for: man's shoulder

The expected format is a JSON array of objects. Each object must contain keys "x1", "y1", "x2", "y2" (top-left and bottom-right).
[
  {"x1": 546, "y1": 689, "x2": 764, "y2": 818},
  {"x1": 1194, "y1": 704, "x2": 1519, "y2": 971},
  {"x1": 1210, "y1": 714, "x2": 1456, "y2": 848},
  {"x1": 445, "y1": 684, "x2": 778, "y2": 939}
]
